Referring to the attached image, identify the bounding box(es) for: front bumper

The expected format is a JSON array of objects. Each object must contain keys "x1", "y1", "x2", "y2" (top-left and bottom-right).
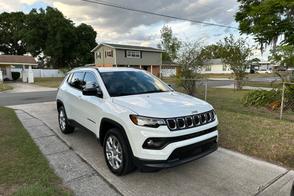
[{"x1": 133, "y1": 136, "x2": 218, "y2": 169}]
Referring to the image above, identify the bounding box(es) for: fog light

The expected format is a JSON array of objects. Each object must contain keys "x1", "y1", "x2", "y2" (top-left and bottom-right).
[{"x1": 143, "y1": 138, "x2": 167, "y2": 149}]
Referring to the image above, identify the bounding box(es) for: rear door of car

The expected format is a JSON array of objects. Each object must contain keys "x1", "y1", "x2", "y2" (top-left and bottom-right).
[{"x1": 66, "y1": 71, "x2": 85, "y2": 122}]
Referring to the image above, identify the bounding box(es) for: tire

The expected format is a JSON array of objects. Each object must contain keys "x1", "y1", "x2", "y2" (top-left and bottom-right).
[
  {"x1": 58, "y1": 106, "x2": 74, "y2": 134},
  {"x1": 103, "y1": 128, "x2": 135, "y2": 175}
]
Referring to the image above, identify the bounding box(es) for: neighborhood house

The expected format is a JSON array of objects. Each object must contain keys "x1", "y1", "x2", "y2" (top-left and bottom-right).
[
  {"x1": 0, "y1": 55, "x2": 37, "y2": 83},
  {"x1": 91, "y1": 43, "x2": 163, "y2": 77}
]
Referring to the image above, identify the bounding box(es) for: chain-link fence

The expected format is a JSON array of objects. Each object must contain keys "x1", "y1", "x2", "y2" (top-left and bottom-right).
[
  {"x1": 280, "y1": 82, "x2": 294, "y2": 120},
  {"x1": 162, "y1": 77, "x2": 294, "y2": 122}
]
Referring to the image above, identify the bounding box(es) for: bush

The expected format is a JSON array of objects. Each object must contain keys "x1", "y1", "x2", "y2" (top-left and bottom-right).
[
  {"x1": 12, "y1": 72, "x2": 20, "y2": 81},
  {"x1": 242, "y1": 89, "x2": 281, "y2": 107}
]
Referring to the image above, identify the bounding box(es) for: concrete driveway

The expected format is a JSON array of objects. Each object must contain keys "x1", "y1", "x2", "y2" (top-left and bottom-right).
[{"x1": 10, "y1": 102, "x2": 294, "y2": 196}]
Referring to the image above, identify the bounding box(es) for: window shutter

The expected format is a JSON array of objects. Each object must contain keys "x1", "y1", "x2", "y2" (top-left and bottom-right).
[
  {"x1": 140, "y1": 51, "x2": 142, "y2": 58},
  {"x1": 125, "y1": 50, "x2": 127, "y2": 57}
]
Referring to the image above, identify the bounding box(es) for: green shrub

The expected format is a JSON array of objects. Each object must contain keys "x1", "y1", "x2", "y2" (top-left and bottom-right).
[
  {"x1": 242, "y1": 89, "x2": 281, "y2": 107},
  {"x1": 11, "y1": 72, "x2": 20, "y2": 81}
]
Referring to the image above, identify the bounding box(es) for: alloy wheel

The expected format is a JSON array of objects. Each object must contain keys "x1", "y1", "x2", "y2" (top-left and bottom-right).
[{"x1": 105, "y1": 135, "x2": 123, "y2": 170}]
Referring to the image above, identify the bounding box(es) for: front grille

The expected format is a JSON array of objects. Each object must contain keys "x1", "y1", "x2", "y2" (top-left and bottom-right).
[{"x1": 166, "y1": 110, "x2": 216, "y2": 131}]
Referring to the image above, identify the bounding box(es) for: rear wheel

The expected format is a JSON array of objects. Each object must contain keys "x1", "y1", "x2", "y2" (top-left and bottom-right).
[
  {"x1": 103, "y1": 128, "x2": 135, "y2": 175},
  {"x1": 58, "y1": 106, "x2": 74, "y2": 134}
]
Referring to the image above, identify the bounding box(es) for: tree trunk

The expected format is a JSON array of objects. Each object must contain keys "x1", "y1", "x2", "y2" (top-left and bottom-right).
[{"x1": 236, "y1": 79, "x2": 242, "y2": 90}]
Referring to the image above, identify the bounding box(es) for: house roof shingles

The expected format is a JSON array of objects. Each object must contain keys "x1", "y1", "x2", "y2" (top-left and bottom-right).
[
  {"x1": 91, "y1": 43, "x2": 163, "y2": 53},
  {"x1": 0, "y1": 55, "x2": 37, "y2": 65}
]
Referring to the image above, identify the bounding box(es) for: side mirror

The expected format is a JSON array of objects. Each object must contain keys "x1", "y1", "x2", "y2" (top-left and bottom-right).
[{"x1": 82, "y1": 86, "x2": 103, "y2": 98}]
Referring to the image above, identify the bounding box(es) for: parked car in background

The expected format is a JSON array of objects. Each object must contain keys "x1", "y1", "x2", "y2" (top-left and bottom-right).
[{"x1": 56, "y1": 67, "x2": 218, "y2": 175}]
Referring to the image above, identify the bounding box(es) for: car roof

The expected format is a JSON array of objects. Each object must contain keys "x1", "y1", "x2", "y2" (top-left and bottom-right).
[
  {"x1": 97, "y1": 67, "x2": 142, "y2": 73},
  {"x1": 69, "y1": 67, "x2": 143, "y2": 73}
]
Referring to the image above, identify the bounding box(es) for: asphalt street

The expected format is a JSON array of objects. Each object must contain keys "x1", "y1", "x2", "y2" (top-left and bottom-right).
[{"x1": 0, "y1": 91, "x2": 57, "y2": 106}]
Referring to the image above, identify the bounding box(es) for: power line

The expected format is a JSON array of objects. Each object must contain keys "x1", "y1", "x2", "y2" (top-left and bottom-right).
[{"x1": 81, "y1": 0, "x2": 238, "y2": 30}]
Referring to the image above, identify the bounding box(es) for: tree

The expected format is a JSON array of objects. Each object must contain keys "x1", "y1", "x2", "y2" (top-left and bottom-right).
[
  {"x1": 23, "y1": 8, "x2": 48, "y2": 57},
  {"x1": 270, "y1": 44, "x2": 294, "y2": 68},
  {"x1": 217, "y1": 35, "x2": 251, "y2": 90},
  {"x1": 270, "y1": 44, "x2": 294, "y2": 82},
  {"x1": 235, "y1": 0, "x2": 294, "y2": 51},
  {"x1": 74, "y1": 23, "x2": 97, "y2": 67},
  {"x1": 0, "y1": 7, "x2": 97, "y2": 68},
  {"x1": 177, "y1": 41, "x2": 204, "y2": 95},
  {"x1": 0, "y1": 12, "x2": 27, "y2": 55},
  {"x1": 160, "y1": 25, "x2": 181, "y2": 61}
]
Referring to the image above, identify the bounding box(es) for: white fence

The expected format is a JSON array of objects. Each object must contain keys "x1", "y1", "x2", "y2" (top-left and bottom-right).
[{"x1": 11, "y1": 68, "x2": 65, "y2": 78}]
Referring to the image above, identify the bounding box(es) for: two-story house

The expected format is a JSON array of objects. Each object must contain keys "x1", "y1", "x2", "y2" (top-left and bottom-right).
[{"x1": 91, "y1": 43, "x2": 163, "y2": 77}]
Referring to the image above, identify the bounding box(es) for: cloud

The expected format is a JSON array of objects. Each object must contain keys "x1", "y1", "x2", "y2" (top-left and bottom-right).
[{"x1": 0, "y1": 0, "x2": 240, "y2": 47}]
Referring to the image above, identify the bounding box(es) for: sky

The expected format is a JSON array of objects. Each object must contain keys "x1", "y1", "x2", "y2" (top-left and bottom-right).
[{"x1": 0, "y1": 0, "x2": 269, "y2": 60}]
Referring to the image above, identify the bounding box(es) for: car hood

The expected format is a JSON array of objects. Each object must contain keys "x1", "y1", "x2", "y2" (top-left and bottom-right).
[{"x1": 112, "y1": 92, "x2": 213, "y2": 118}]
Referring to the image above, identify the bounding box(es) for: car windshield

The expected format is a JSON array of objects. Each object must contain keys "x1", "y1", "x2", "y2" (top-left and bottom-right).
[{"x1": 100, "y1": 71, "x2": 171, "y2": 97}]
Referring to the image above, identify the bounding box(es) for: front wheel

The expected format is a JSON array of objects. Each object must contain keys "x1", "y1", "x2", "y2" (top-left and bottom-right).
[{"x1": 103, "y1": 128, "x2": 135, "y2": 175}]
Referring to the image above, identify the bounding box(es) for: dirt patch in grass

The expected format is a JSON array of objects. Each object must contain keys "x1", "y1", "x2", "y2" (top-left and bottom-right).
[
  {"x1": 34, "y1": 77, "x2": 64, "y2": 88},
  {"x1": 0, "y1": 107, "x2": 71, "y2": 195}
]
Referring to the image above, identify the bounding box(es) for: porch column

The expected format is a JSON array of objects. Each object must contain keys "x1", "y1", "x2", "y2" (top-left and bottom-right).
[
  {"x1": 22, "y1": 65, "x2": 27, "y2": 83},
  {"x1": 140, "y1": 65, "x2": 142, "y2": 69},
  {"x1": 28, "y1": 65, "x2": 34, "y2": 83},
  {"x1": 150, "y1": 65, "x2": 153, "y2": 75},
  {"x1": 0, "y1": 70, "x2": 3, "y2": 83}
]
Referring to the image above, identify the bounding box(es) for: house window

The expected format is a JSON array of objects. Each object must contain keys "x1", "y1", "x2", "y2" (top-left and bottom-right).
[
  {"x1": 126, "y1": 50, "x2": 141, "y2": 58},
  {"x1": 105, "y1": 50, "x2": 113, "y2": 58},
  {"x1": 96, "y1": 52, "x2": 101, "y2": 59},
  {"x1": 205, "y1": 65, "x2": 211, "y2": 71}
]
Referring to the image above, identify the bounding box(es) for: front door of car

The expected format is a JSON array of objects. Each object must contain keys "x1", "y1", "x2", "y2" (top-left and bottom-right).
[{"x1": 79, "y1": 71, "x2": 103, "y2": 134}]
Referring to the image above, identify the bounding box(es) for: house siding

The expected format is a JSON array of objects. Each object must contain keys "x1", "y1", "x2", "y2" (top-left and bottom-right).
[
  {"x1": 115, "y1": 49, "x2": 161, "y2": 66},
  {"x1": 94, "y1": 45, "x2": 115, "y2": 66}
]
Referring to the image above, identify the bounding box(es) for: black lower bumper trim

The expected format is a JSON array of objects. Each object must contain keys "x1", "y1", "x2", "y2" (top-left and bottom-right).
[{"x1": 134, "y1": 136, "x2": 218, "y2": 169}]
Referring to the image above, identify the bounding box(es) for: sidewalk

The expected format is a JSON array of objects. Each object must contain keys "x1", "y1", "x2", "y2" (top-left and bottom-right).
[
  {"x1": 14, "y1": 109, "x2": 120, "y2": 196},
  {"x1": 214, "y1": 84, "x2": 273, "y2": 90},
  {"x1": 4, "y1": 82, "x2": 57, "y2": 93}
]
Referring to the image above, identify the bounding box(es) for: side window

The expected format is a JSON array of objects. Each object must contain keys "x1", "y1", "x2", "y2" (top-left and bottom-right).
[
  {"x1": 69, "y1": 72, "x2": 85, "y2": 90},
  {"x1": 83, "y1": 72, "x2": 99, "y2": 88}
]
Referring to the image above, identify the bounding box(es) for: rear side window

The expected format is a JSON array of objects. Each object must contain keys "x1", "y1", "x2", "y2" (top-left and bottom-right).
[
  {"x1": 69, "y1": 72, "x2": 85, "y2": 90},
  {"x1": 83, "y1": 72, "x2": 99, "y2": 88}
]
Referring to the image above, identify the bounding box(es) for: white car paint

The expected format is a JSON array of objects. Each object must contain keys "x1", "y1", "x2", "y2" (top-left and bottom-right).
[{"x1": 57, "y1": 67, "x2": 218, "y2": 163}]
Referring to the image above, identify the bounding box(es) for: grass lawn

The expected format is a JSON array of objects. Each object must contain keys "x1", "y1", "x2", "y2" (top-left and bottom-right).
[
  {"x1": 0, "y1": 107, "x2": 71, "y2": 195},
  {"x1": 0, "y1": 83, "x2": 12, "y2": 92},
  {"x1": 202, "y1": 88, "x2": 294, "y2": 168},
  {"x1": 202, "y1": 72, "x2": 276, "y2": 79},
  {"x1": 34, "y1": 77, "x2": 64, "y2": 88},
  {"x1": 218, "y1": 110, "x2": 294, "y2": 169}
]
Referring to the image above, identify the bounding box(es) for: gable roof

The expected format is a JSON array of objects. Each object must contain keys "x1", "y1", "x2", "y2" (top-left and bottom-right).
[
  {"x1": 0, "y1": 55, "x2": 37, "y2": 65},
  {"x1": 91, "y1": 43, "x2": 163, "y2": 53}
]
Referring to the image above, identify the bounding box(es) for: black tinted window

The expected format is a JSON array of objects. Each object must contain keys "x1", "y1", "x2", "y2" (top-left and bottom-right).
[
  {"x1": 70, "y1": 72, "x2": 84, "y2": 90},
  {"x1": 100, "y1": 71, "x2": 170, "y2": 97},
  {"x1": 84, "y1": 72, "x2": 99, "y2": 87}
]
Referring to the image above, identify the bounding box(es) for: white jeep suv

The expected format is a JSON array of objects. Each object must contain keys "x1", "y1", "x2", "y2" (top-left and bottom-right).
[{"x1": 56, "y1": 67, "x2": 218, "y2": 175}]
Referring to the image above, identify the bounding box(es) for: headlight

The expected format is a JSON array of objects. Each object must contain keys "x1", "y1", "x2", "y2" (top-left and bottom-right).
[{"x1": 129, "y1": 115, "x2": 166, "y2": 128}]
